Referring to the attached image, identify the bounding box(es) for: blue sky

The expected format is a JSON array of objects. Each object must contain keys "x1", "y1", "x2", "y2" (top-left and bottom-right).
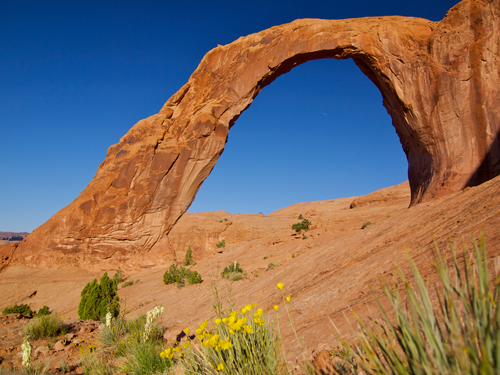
[{"x1": 0, "y1": 0, "x2": 459, "y2": 232}]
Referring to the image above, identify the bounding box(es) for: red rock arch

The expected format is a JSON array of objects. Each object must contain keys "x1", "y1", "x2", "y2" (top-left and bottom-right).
[{"x1": 16, "y1": 0, "x2": 500, "y2": 267}]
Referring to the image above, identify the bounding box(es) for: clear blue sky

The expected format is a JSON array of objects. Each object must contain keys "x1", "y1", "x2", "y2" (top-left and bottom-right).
[{"x1": 0, "y1": 0, "x2": 459, "y2": 232}]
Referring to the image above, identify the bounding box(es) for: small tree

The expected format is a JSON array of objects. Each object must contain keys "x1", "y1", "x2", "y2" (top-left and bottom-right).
[
  {"x1": 291, "y1": 218, "x2": 311, "y2": 233},
  {"x1": 184, "y1": 246, "x2": 194, "y2": 266},
  {"x1": 78, "y1": 272, "x2": 120, "y2": 321}
]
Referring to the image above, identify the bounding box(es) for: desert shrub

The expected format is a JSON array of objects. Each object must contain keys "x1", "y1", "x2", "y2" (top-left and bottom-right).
[
  {"x1": 121, "y1": 340, "x2": 173, "y2": 375},
  {"x1": 361, "y1": 221, "x2": 372, "y2": 229},
  {"x1": 163, "y1": 263, "x2": 202, "y2": 285},
  {"x1": 21, "y1": 313, "x2": 68, "y2": 339},
  {"x1": 184, "y1": 246, "x2": 194, "y2": 266},
  {"x1": 221, "y1": 261, "x2": 245, "y2": 281},
  {"x1": 292, "y1": 218, "x2": 311, "y2": 233},
  {"x1": 33, "y1": 305, "x2": 51, "y2": 317},
  {"x1": 2, "y1": 303, "x2": 34, "y2": 317},
  {"x1": 100, "y1": 317, "x2": 127, "y2": 350},
  {"x1": 298, "y1": 214, "x2": 303, "y2": 220},
  {"x1": 216, "y1": 239, "x2": 226, "y2": 249},
  {"x1": 343, "y1": 237, "x2": 500, "y2": 374},
  {"x1": 113, "y1": 267, "x2": 124, "y2": 283},
  {"x1": 120, "y1": 279, "x2": 134, "y2": 288},
  {"x1": 267, "y1": 262, "x2": 279, "y2": 270},
  {"x1": 78, "y1": 272, "x2": 120, "y2": 321},
  {"x1": 81, "y1": 352, "x2": 115, "y2": 375}
]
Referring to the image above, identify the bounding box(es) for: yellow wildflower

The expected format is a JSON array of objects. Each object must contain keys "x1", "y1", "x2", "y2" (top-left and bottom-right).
[
  {"x1": 214, "y1": 318, "x2": 222, "y2": 325},
  {"x1": 229, "y1": 329, "x2": 235, "y2": 334},
  {"x1": 254, "y1": 308, "x2": 263, "y2": 317},
  {"x1": 286, "y1": 296, "x2": 291, "y2": 302},
  {"x1": 199, "y1": 320, "x2": 208, "y2": 330},
  {"x1": 222, "y1": 318, "x2": 227, "y2": 323},
  {"x1": 172, "y1": 346, "x2": 181, "y2": 353},
  {"x1": 197, "y1": 334, "x2": 205, "y2": 341},
  {"x1": 277, "y1": 282, "x2": 284, "y2": 290},
  {"x1": 219, "y1": 339, "x2": 233, "y2": 350},
  {"x1": 243, "y1": 325, "x2": 253, "y2": 334},
  {"x1": 184, "y1": 327, "x2": 190, "y2": 335},
  {"x1": 160, "y1": 348, "x2": 173, "y2": 359},
  {"x1": 182, "y1": 341, "x2": 191, "y2": 348},
  {"x1": 217, "y1": 362, "x2": 225, "y2": 371},
  {"x1": 273, "y1": 305, "x2": 279, "y2": 311}
]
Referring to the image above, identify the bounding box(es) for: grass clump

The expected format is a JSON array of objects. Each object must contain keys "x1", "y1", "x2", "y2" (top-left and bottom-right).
[
  {"x1": 120, "y1": 279, "x2": 134, "y2": 288},
  {"x1": 163, "y1": 263, "x2": 202, "y2": 286},
  {"x1": 221, "y1": 261, "x2": 245, "y2": 281},
  {"x1": 361, "y1": 221, "x2": 372, "y2": 229},
  {"x1": 78, "y1": 272, "x2": 120, "y2": 321},
  {"x1": 21, "y1": 313, "x2": 68, "y2": 340},
  {"x1": 343, "y1": 236, "x2": 500, "y2": 374},
  {"x1": 216, "y1": 239, "x2": 226, "y2": 249}
]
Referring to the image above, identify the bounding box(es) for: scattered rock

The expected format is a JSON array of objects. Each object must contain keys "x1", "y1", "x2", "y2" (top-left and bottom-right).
[{"x1": 53, "y1": 339, "x2": 67, "y2": 351}]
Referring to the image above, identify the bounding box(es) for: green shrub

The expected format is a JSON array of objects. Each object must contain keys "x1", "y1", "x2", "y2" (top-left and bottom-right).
[
  {"x1": 361, "y1": 221, "x2": 372, "y2": 229},
  {"x1": 113, "y1": 267, "x2": 124, "y2": 283},
  {"x1": 163, "y1": 264, "x2": 202, "y2": 285},
  {"x1": 221, "y1": 261, "x2": 245, "y2": 281},
  {"x1": 34, "y1": 305, "x2": 51, "y2": 317},
  {"x1": 292, "y1": 218, "x2": 311, "y2": 233},
  {"x1": 21, "y1": 313, "x2": 68, "y2": 339},
  {"x1": 298, "y1": 214, "x2": 303, "y2": 220},
  {"x1": 78, "y1": 272, "x2": 120, "y2": 321},
  {"x1": 344, "y1": 237, "x2": 500, "y2": 374},
  {"x1": 2, "y1": 304, "x2": 34, "y2": 317},
  {"x1": 216, "y1": 239, "x2": 226, "y2": 249},
  {"x1": 184, "y1": 246, "x2": 194, "y2": 266}
]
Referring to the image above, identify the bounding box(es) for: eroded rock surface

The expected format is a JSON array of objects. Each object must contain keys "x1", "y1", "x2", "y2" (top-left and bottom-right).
[{"x1": 13, "y1": 0, "x2": 500, "y2": 268}]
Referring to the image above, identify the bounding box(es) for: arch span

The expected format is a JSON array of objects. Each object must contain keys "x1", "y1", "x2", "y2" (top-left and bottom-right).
[{"x1": 16, "y1": 0, "x2": 500, "y2": 267}]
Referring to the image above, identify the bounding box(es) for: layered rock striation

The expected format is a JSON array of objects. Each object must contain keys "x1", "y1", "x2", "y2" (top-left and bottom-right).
[{"x1": 14, "y1": 0, "x2": 500, "y2": 268}]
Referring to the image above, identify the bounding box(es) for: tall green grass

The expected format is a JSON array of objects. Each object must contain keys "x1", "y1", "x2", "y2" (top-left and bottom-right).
[
  {"x1": 21, "y1": 313, "x2": 67, "y2": 340},
  {"x1": 344, "y1": 237, "x2": 500, "y2": 374}
]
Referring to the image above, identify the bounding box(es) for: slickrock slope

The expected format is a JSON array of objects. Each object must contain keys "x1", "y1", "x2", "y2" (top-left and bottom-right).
[
  {"x1": 2, "y1": 177, "x2": 500, "y2": 359},
  {"x1": 11, "y1": 0, "x2": 500, "y2": 266}
]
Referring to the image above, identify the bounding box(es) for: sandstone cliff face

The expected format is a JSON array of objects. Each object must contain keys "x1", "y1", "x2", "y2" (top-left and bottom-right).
[{"x1": 14, "y1": 0, "x2": 500, "y2": 268}]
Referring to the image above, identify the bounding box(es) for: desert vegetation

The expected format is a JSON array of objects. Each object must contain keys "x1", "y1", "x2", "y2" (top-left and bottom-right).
[
  {"x1": 221, "y1": 261, "x2": 245, "y2": 281},
  {"x1": 163, "y1": 263, "x2": 203, "y2": 286},
  {"x1": 3, "y1": 237, "x2": 500, "y2": 374}
]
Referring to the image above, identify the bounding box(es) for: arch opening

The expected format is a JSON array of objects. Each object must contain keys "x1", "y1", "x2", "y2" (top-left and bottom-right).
[{"x1": 188, "y1": 58, "x2": 408, "y2": 215}]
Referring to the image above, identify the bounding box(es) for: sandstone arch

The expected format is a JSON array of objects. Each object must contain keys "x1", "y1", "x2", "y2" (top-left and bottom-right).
[{"x1": 16, "y1": 0, "x2": 500, "y2": 267}]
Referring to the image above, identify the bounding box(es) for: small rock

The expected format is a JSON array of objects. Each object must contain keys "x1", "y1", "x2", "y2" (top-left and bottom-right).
[
  {"x1": 53, "y1": 339, "x2": 68, "y2": 351},
  {"x1": 34, "y1": 346, "x2": 50, "y2": 357},
  {"x1": 79, "y1": 326, "x2": 91, "y2": 334},
  {"x1": 65, "y1": 333, "x2": 75, "y2": 340},
  {"x1": 75, "y1": 366, "x2": 85, "y2": 375}
]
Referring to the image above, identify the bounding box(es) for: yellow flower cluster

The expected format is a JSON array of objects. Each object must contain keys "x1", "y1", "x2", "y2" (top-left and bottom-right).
[{"x1": 157, "y1": 288, "x2": 294, "y2": 370}]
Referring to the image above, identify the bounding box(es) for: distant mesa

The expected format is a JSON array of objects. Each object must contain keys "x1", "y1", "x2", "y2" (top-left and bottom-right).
[
  {"x1": 0, "y1": 232, "x2": 29, "y2": 242},
  {"x1": 13, "y1": 0, "x2": 500, "y2": 268}
]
